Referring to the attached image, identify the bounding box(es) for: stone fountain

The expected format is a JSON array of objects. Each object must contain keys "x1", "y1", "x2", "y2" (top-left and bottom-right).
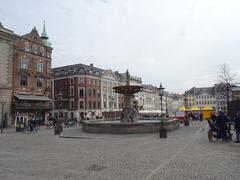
[
  {"x1": 113, "y1": 70, "x2": 142, "y2": 123},
  {"x1": 82, "y1": 70, "x2": 179, "y2": 134}
]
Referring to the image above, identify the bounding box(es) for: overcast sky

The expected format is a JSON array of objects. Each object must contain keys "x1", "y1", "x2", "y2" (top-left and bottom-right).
[{"x1": 1, "y1": 0, "x2": 240, "y2": 93}]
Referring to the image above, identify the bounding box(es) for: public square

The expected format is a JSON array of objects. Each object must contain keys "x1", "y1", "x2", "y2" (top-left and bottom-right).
[{"x1": 0, "y1": 121, "x2": 239, "y2": 180}]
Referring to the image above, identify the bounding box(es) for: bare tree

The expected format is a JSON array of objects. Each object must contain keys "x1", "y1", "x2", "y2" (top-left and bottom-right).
[
  {"x1": 217, "y1": 63, "x2": 236, "y2": 85},
  {"x1": 217, "y1": 63, "x2": 238, "y2": 115}
]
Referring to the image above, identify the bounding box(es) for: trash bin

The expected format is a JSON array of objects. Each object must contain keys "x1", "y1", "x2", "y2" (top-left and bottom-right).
[
  {"x1": 159, "y1": 122, "x2": 167, "y2": 138},
  {"x1": 184, "y1": 119, "x2": 189, "y2": 126},
  {"x1": 54, "y1": 125, "x2": 60, "y2": 135}
]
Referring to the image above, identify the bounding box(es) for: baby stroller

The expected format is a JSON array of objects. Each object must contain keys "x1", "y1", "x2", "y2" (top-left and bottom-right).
[{"x1": 207, "y1": 119, "x2": 218, "y2": 141}]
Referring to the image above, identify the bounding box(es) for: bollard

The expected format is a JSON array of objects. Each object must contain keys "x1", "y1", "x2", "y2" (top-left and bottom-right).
[{"x1": 159, "y1": 121, "x2": 167, "y2": 138}]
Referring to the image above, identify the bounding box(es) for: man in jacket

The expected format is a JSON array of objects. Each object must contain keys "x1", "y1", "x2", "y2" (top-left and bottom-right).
[{"x1": 234, "y1": 111, "x2": 240, "y2": 143}]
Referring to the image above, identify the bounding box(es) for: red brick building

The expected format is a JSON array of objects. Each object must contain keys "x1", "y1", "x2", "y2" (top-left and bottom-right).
[
  {"x1": 52, "y1": 63, "x2": 103, "y2": 121},
  {"x1": 12, "y1": 23, "x2": 53, "y2": 125}
]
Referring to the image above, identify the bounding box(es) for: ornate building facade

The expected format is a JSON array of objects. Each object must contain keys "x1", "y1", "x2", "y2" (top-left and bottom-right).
[
  {"x1": 12, "y1": 24, "x2": 52, "y2": 125},
  {"x1": 0, "y1": 22, "x2": 53, "y2": 126},
  {"x1": 0, "y1": 23, "x2": 16, "y2": 126}
]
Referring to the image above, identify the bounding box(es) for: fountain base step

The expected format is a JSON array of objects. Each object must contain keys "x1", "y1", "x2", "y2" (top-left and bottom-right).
[{"x1": 82, "y1": 119, "x2": 180, "y2": 134}]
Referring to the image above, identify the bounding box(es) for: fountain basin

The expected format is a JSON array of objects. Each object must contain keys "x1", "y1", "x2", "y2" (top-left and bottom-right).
[{"x1": 82, "y1": 119, "x2": 180, "y2": 134}]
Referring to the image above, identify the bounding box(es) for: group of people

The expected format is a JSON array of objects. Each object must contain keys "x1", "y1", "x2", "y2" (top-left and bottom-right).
[
  {"x1": 16, "y1": 117, "x2": 39, "y2": 133},
  {"x1": 47, "y1": 117, "x2": 78, "y2": 129},
  {"x1": 207, "y1": 110, "x2": 240, "y2": 143}
]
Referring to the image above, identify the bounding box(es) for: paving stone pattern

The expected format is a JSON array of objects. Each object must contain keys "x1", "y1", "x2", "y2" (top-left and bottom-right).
[{"x1": 0, "y1": 122, "x2": 239, "y2": 180}]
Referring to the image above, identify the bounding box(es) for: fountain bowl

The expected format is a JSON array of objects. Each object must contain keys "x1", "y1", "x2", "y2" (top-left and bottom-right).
[{"x1": 82, "y1": 119, "x2": 180, "y2": 134}]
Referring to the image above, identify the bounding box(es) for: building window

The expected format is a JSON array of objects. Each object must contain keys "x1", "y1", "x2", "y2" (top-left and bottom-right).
[
  {"x1": 39, "y1": 47, "x2": 45, "y2": 56},
  {"x1": 93, "y1": 89, "x2": 96, "y2": 97},
  {"x1": 88, "y1": 88, "x2": 92, "y2": 97},
  {"x1": 104, "y1": 101, "x2": 107, "y2": 108},
  {"x1": 20, "y1": 76, "x2": 28, "y2": 86},
  {"x1": 47, "y1": 63, "x2": 50, "y2": 74},
  {"x1": 70, "y1": 100, "x2": 74, "y2": 109},
  {"x1": 89, "y1": 101, "x2": 92, "y2": 109},
  {"x1": 98, "y1": 102, "x2": 101, "y2": 109},
  {"x1": 47, "y1": 52, "x2": 51, "y2": 58},
  {"x1": 70, "y1": 87, "x2": 74, "y2": 96},
  {"x1": 37, "y1": 64, "x2": 44, "y2": 72},
  {"x1": 79, "y1": 88, "x2": 84, "y2": 98},
  {"x1": 21, "y1": 59, "x2": 28, "y2": 69},
  {"x1": 93, "y1": 101, "x2": 96, "y2": 109},
  {"x1": 79, "y1": 77, "x2": 84, "y2": 84},
  {"x1": 36, "y1": 77, "x2": 44, "y2": 87},
  {"x1": 79, "y1": 101, "x2": 84, "y2": 109},
  {"x1": 32, "y1": 44, "x2": 38, "y2": 54},
  {"x1": 24, "y1": 42, "x2": 30, "y2": 52},
  {"x1": 97, "y1": 90, "x2": 100, "y2": 97},
  {"x1": 70, "y1": 78, "x2": 74, "y2": 84}
]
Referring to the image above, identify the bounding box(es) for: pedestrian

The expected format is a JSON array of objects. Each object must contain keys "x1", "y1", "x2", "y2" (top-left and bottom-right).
[
  {"x1": 216, "y1": 110, "x2": 228, "y2": 141},
  {"x1": 28, "y1": 117, "x2": 33, "y2": 133},
  {"x1": 200, "y1": 112, "x2": 203, "y2": 121},
  {"x1": 211, "y1": 112, "x2": 217, "y2": 125},
  {"x1": 20, "y1": 120, "x2": 25, "y2": 133},
  {"x1": 234, "y1": 111, "x2": 240, "y2": 143}
]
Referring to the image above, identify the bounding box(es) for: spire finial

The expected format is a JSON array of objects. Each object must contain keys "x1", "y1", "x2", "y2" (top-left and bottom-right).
[
  {"x1": 126, "y1": 69, "x2": 130, "y2": 85},
  {"x1": 41, "y1": 20, "x2": 48, "y2": 39}
]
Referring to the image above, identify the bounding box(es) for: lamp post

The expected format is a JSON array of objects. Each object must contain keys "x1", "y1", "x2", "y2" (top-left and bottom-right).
[
  {"x1": 158, "y1": 83, "x2": 167, "y2": 138},
  {"x1": 157, "y1": 83, "x2": 165, "y2": 119},
  {"x1": 111, "y1": 96, "x2": 115, "y2": 119},
  {"x1": 183, "y1": 94, "x2": 189, "y2": 126},
  {"x1": 54, "y1": 92, "x2": 63, "y2": 135},
  {"x1": 1, "y1": 102, "x2": 6, "y2": 133},
  {"x1": 183, "y1": 94, "x2": 188, "y2": 118}
]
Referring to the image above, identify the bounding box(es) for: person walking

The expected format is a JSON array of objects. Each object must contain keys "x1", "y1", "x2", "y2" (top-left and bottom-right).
[
  {"x1": 234, "y1": 111, "x2": 240, "y2": 143},
  {"x1": 216, "y1": 110, "x2": 228, "y2": 141}
]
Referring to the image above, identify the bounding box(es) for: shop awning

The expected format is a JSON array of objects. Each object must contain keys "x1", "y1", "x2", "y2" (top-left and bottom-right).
[
  {"x1": 178, "y1": 106, "x2": 187, "y2": 111},
  {"x1": 15, "y1": 95, "x2": 52, "y2": 101},
  {"x1": 202, "y1": 105, "x2": 214, "y2": 111},
  {"x1": 190, "y1": 105, "x2": 201, "y2": 111}
]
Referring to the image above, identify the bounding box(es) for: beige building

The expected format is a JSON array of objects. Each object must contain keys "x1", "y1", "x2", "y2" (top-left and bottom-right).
[{"x1": 0, "y1": 23, "x2": 16, "y2": 126}]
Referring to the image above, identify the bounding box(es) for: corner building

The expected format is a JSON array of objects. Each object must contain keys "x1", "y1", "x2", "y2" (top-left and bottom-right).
[
  {"x1": 12, "y1": 23, "x2": 53, "y2": 125},
  {"x1": 52, "y1": 63, "x2": 103, "y2": 121}
]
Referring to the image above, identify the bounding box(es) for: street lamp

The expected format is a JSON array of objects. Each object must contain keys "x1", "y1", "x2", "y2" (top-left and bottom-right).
[
  {"x1": 111, "y1": 96, "x2": 115, "y2": 119},
  {"x1": 57, "y1": 92, "x2": 63, "y2": 119},
  {"x1": 183, "y1": 94, "x2": 189, "y2": 126},
  {"x1": 1, "y1": 102, "x2": 6, "y2": 133},
  {"x1": 158, "y1": 84, "x2": 167, "y2": 138},
  {"x1": 54, "y1": 92, "x2": 63, "y2": 135},
  {"x1": 157, "y1": 83, "x2": 165, "y2": 119}
]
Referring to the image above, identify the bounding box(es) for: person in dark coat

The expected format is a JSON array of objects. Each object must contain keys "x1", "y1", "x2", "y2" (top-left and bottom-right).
[
  {"x1": 211, "y1": 112, "x2": 217, "y2": 125},
  {"x1": 234, "y1": 111, "x2": 240, "y2": 143},
  {"x1": 216, "y1": 110, "x2": 228, "y2": 140}
]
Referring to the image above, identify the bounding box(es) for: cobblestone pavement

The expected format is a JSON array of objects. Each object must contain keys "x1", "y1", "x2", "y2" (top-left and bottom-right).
[{"x1": 0, "y1": 122, "x2": 239, "y2": 180}]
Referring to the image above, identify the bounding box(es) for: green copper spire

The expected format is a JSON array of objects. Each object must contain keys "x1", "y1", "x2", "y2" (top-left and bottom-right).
[
  {"x1": 41, "y1": 20, "x2": 52, "y2": 47},
  {"x1": 41, "y1": 20, "x2": 48, "y2": 39}
]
